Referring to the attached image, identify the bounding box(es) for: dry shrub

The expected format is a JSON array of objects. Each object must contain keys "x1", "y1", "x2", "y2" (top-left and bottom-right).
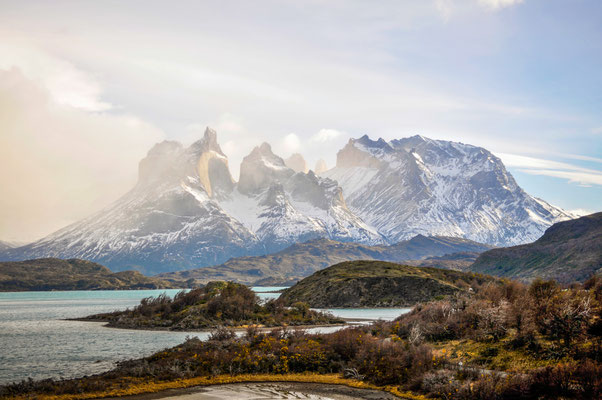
[
  {"x1": 208, "y1": 326, "x2": 236, "y2": 341},
  {"x1": 356, "y1": 340, "x2": 433, "y2": 386},
  {"x1": 322, "y1": 327, "x2": 364, "y2": 362}
]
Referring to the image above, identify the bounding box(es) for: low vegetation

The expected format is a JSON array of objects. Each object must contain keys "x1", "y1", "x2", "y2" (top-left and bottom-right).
[
  {"x1": 79, "y1": 281, "x2": 343, "y2": 330},
  {"x1": 3, "y1": 276, "x2": 602, "y2": 399}
]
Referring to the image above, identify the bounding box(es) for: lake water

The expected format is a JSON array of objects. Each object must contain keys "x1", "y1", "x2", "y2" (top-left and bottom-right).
[{"x1": 0, "y1": 289, "x2": 410, "y2": 385}]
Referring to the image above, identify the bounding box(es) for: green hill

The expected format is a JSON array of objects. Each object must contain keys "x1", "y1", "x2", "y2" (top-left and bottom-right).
[
  {"x1": 0, "y1": 258, "x2": 179, "y2": 291},
  {"x1": 470, "y1": 212, "x2": 602, "y2": 283},
  {"x1": 279, "y1": 260, "x2": 495, "y2": 307}
]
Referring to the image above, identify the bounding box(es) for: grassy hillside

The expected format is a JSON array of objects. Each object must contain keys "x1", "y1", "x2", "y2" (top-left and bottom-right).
[
  {"x1": 279, "y1": 260, "x2": 495, "y2": 307},
  {"x1": 0, "y1": 258, "x2": 179, "y2": 291},
  {"x1": 471, "y1": 212, "x2": 602, "y2": 283},
  {"x1": 159, "y1": 236, "x2": 492, "y2": 286}
]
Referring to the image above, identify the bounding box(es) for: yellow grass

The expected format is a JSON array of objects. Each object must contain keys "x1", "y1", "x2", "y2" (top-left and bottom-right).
[
  {"x1": 12, "y1": 373, "x2": 431, "y2": 400},
  {"x1": 432, "y1": 336, "x2": 575, "y2": 372}
]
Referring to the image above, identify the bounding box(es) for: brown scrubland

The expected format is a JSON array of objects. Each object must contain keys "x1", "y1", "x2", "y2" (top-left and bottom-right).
[{"x1": 2, "y1": 276, "x2": 602, "y2": 399}]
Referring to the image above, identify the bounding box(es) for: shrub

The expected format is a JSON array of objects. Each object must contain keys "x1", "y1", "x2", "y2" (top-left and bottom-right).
[
  {"x1": 208, "y1": 326, "x2": 236, "y2": 341},
  {"x1": 356, "y1": 341, "x2": 433, "y2": 386}
]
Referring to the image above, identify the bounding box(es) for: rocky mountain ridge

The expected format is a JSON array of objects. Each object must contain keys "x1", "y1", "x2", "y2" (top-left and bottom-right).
[
  {"x1": 323, "y1": 135, "x2": 573, "y2": 246},
  {"x1": 1, "y1": 128, "x2": 573, "y2": 274}
]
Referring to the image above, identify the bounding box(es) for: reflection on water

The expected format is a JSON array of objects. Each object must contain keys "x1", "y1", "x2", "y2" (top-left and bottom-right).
[{"x1": 0, "y1": 289, "x2": 410, "y2": 384}]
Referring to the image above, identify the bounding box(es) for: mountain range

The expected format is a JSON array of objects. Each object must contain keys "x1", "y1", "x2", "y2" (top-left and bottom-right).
[{"x1": 0, "y1": 128, "x2": 573, "y2": 274}]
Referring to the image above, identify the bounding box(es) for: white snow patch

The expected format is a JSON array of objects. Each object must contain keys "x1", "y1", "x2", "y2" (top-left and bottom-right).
[
  {"x1": 321, "y1": 167, "x2": 378, "y2": 198},
  {"x1": 260, "y1": 157, "x2": 288, "y2": 171},
  {"x1": 220, "y1": 189, "x2": 265, "y2": 232}
]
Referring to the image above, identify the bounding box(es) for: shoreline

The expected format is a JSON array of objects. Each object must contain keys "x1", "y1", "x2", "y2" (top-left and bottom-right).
[
  {"x1": 20, "y1": 373, "x2": 425, "y2": 400},
  {"x1": 66, "y1": 318, "x2": 359, "y2": 332}
]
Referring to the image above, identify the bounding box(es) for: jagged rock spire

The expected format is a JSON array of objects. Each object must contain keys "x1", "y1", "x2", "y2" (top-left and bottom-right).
[
  {"x1": 238, "y1": 142, "x2": 294, "y2": 194},
  {"x1": 285, "y1": 153, "x2": 308, "y2": 173}
]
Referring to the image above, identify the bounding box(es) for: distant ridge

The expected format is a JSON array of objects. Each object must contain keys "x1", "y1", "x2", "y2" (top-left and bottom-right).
[
  {"x1": 159, "y1": 235, "x2": 493, "y2": 286},
  {"x1": 0, "y1": 258, "x2": 179, "y2": 291},
  {"x1": 470, "y1": 212, "x2": 602, "y2": 283}
]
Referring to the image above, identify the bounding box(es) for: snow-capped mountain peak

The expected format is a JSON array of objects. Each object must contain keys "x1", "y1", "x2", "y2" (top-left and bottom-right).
[
  {"x1": 238, "y1": 142, "x2": 295, "y2": 195},
  {"x1": 323, "y1": 134, "x2": 573, "y2": 246},
  {"x1": 1, "y1": 129, "x2": 384, "y2": 274},
  {"x1": 2, "y1": 130, "x2": 574, "y2": 274}
]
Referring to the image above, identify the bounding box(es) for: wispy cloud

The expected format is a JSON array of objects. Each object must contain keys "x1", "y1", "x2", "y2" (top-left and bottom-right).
[
  {"x1": 435, "y1": 0, "x2": 454, "y2": 21},
  {"x1": 477, "y1": 0, "x2": 524, "y2": 10},
  {"x1": 553, "y1": 153, "x2": 602, "y2": 165},
  {"x1": 0, "y1": 43, "x2": 112, "y2": 112},
  {"x1": 310, "y1": 128, "x2": 345, "y2": 143},
  {"x1": 498, "y1": 153, "x2": 602, "y2": 187},
  {"x1": 436, "y1": 0, "x2": 524, "y2": 19}
]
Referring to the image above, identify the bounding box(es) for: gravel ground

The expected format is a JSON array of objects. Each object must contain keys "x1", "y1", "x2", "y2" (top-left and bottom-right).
[{"x1": 105, "y1": 382, "x2": 400, "y2": 400}]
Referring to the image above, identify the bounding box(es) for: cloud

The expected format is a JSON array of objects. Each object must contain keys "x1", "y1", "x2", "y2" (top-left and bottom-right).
[
  {"x1": 554, "y1": 153, "x2": 602, "y2": 165},
  {"x1": 0, "y1": 68, "x2": 163, "y2": 242},
  {"x1": 516, "y1": 169, "x2": 602, "y2": 187},
  {"x1": 497, "y1": 153, "x2": 602, "y2": 187},
  {"x1": 477, "y1": 0, "x2": 524, "y2": 10},
  {"x1": 309, "y1": 128, "x2": 345, "y2": 143},
  {"x1": 435, "y1": 0, "x2": 523, "y2": 18},
  {"x1": 282, "y1": 133, "x2": 301, "y2": 153},
  {"x1": 435, "y1": 0, "x2": 454, "y2": 21},
  {"x1": 0, "y1": 43, "x2": 112, "y2": 111}
]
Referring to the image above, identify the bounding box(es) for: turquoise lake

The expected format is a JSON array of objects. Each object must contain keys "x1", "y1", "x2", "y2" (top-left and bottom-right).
[{"x1": 0, "y1": 289, "x2": 410, "y2": 384}]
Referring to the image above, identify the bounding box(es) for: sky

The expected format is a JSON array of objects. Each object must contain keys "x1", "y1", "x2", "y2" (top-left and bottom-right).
[{"x1": 0, "y1": 0, "x2": 601, "y2": 242}]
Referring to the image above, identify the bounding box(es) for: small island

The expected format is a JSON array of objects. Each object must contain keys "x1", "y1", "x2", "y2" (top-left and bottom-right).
[{"x1": 78, "y1": 281, "x2": 343, "y2": 330}]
